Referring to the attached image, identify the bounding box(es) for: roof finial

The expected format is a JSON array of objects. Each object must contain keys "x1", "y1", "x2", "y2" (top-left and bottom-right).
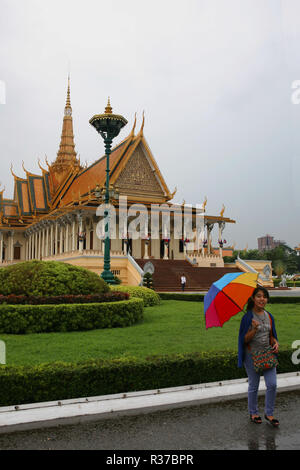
[
  {"x1": 66, "y1": 74, "x2": 71, "y2": 107},
  {"x1": 105, "y1": 97, "x2": 113, "y2": 114},
  {"x1": 138, "y1": 111, "x2": 145, "y2": 136},
  {"x1": 10, "y1": 163, "x2": 18, "y2": 179},
  {"x1": 130, "y1": 113, "x2": 137, "y2": 136}
]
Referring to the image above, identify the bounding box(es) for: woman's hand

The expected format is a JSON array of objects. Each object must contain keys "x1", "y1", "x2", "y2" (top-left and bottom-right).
[
  {"x1": 244, "y1": 320, "x2": 260, "y2": 344},
  {"x1": 272, "y1": 340, "x2": 279, "y2": 353},
  {"x1": 251, "y1": 319, "x2": 259, "y2": 331}
]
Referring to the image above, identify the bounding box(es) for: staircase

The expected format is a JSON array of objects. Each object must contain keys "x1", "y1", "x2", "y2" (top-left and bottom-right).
[{"x1": 135, "y1": 259, "x2": 241, "y2": 292}]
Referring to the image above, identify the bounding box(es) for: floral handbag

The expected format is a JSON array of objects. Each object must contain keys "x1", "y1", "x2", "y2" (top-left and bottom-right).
[
  {"x1": 251, "y1": 345, "x2": 278, "y2": 373},
  {"x1": 248, "y1": 313, "x2": 279, "y2": 373}
]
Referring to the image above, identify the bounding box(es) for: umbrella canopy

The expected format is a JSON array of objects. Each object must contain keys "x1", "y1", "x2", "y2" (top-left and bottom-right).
[{"x1": 204, "y1": 272, "x2": 258, "y2": 328}]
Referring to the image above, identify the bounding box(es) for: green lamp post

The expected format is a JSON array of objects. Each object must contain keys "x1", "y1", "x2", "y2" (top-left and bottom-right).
[{"x1": 89, "y1": 98, "x2": 127, "y2": 284}]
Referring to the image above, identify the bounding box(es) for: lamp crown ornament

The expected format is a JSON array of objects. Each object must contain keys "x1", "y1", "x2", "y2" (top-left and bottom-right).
[
  {"x1": 105, "y1": 97, "x2": 112, "y2": 114},
  {"x1": 89, "y1": 98, "x2": 128, "y2": 140}
]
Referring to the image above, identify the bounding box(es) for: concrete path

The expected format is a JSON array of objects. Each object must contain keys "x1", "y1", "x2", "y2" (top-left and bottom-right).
[{"x1": 0, "y1": 388, "x2": 299, "y2": 450}]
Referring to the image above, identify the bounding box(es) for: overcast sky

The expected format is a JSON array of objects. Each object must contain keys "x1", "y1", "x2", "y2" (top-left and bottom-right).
[{"x1": 1, "y1": 0, "x2": 300, "y2": 249}]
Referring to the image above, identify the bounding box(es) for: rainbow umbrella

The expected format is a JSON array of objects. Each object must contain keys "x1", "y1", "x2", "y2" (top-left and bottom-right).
[{"x1": 204, "y1": 272, "x2": 258, "y2": 329}]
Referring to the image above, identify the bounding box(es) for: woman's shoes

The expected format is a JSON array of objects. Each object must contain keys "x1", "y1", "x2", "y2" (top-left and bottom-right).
[
  {"x1": 265, "y1": 415, "x2": 280, "y2": 427},
  {"x1": 249, "y1": 414, "x2": 279, "y2": 427},
  {"x1": 250, "y1": 414, "x2": 262, "y2": 424}
]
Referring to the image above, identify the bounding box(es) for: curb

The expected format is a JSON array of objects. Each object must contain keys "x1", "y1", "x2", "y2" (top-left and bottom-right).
[{"x1": 0, "y1": 371, "x2": 299, "y2": 434}]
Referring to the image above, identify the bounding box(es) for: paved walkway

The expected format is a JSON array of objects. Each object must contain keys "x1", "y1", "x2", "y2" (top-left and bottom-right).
[
  {"x1": 0, "y1": 372, "x2": 299, "y2": 435},
  {"x1": 0, "y1": 389, "x2": 299, "y2": 450}
]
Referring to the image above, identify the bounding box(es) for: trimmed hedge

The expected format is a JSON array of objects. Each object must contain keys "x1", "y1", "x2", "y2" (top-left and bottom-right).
[
  {"x1": 267, "y1": 296, "x2": 300, "y2": 304},
  {"x1": 110, "y1": 285, "x2": 161, "y2": 306},
  {"x1": 0, "y1": 292, "x2": 129, "y2": 305},
  {"x1": 0, "y1": 348, "x2": 297, "y2": 407},
  {"x1": 159, "y1": 293, "x2": 300, "y2": 303},
  {"x1": 0, "y1": 260, "x2": 109, "y2": 297},
  {"x1": 0, "y1": 298, "x2": 144, "y2": 334}
]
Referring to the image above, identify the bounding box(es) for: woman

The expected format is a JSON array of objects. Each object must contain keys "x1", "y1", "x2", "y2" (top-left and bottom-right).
[{"x1": 238, "y1": 286, "x2": 280, "y2": 426}]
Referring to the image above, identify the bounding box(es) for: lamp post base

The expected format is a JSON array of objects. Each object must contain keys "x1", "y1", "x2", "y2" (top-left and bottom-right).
[{"x1": 101, "y1": 270, "x2": 116, "y2": 285}]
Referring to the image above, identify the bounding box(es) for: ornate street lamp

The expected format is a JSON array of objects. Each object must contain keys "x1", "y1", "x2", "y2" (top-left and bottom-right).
[{"x1": 90, "y1": 98, "x2": 127, "y2": 284}]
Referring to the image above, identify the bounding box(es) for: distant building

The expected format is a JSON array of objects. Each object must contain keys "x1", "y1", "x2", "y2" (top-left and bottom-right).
[
  {"x1": 294, "y1": 244, "x2": 300, "y2": 256},
  {"x1": 258, "y1": 234, "x2": 285, "y2": 252}
]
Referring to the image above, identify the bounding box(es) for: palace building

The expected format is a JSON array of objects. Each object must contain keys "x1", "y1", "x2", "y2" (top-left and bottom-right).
[{"x1": 0, "y1": 79, "x2": 273, "y2": 289}]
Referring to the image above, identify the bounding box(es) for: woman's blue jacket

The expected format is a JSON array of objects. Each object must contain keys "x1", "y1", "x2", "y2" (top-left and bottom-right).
[{"x1": 237, "y1": 310, "x2": 278, "y2": 368}]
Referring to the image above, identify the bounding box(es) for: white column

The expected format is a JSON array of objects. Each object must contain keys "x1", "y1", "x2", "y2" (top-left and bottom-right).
[
  {"x1": 34, "y1": 231, "x2": 37, "y2": 259},
  {"x1": 72, "y1": 218, "x2": 76, "y2": 251},
  {"x1": 65, "y1": 223, "x2": 69, "y2": 252},
  {"x1": 31, "y1": 233, "x2": 34, "y2": 259},
  {"x1": 55, "y1": 223, "x2": 59, "y2": 255},
  {"x1": 25, "y1": 235, "x2": 28, "y2": 260},
  {"x1": 218, "y1": 222, "x2": 225, "y2": 258},
  {"x1": 60, "y1": 225, "x2": 63, "y2": 254},
  {"x1": 29, "y1": 233, "x2": 32, "y2": 260},
  {"x1": 163, "y1": 241, "x2": 168, "y2": 260},
  {"x1": 50, "y1": 224, "x2": 53, "y2": 256},
  {"x1": 10, "y1": 231, "x2": 14, "y2": 261},
  {"x1": 26, "y1": 234, "x2": 29, "y2": 260},
  {"x1": 206, "y1": 223, "x2": 213, "y2": 256},
  {"x1": 38, "y1": 230, "x2": 41, "y2": 260},
  {"x1": 78, "y1": 215, "x2": 84, "y2": 253},
  {"x1": 144, "y1": 241, "x2": 149, "y2": 260},
  {"x1": 42, "y1": 229, "x2": 45, "y2": 258},
  {"x1": 45, "y1": 226, "x2": 49, "y2": 257}
]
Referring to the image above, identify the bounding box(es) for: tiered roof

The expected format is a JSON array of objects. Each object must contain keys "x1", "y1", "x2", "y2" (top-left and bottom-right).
[
  {"x1": 0, "y1": 79, "x2": 235, "y2": 230},
  {"x1": 0, "y1": 80, "x2": 174, "y2": 229}
]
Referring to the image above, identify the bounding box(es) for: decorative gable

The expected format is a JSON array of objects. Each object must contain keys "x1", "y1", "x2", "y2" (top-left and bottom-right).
[{"x1": 114, "y1": 142, "x2": 167, "y2": 201}]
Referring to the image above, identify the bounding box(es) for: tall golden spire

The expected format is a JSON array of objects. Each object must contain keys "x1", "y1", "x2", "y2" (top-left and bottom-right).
[
  {"x1": 50, "y1": 76, "x2": 81, "y2": 190},
  {"x1": 56, "y1": 75, "x2": 77, "y2": 165}
]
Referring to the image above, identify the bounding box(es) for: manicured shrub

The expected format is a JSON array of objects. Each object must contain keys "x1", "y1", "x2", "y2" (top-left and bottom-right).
[
  {"x1": 0, "y1": 261, "x2": 109, "y2": 297},
  {"x1": 143, "y1": 272, "x2": 154, "y2": 290},
  {"x1": 0, "y1": 348, "x2": 297, "y2": 406},
  {"x1": 0, "y1": 298, "x2": 144, "y2": 334},
  {"x1": 110, "y1": 285, "x2": 161, "y2": 306}
]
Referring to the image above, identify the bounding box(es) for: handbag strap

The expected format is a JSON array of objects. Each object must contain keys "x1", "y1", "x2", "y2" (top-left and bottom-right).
[{"x1": 268, "y1": 313, "x2": 274, "y2": 346}]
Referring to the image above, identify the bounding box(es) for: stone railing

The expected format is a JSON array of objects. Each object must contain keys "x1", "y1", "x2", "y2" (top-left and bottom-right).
[
  {"x1": 1, "y1": 249, "x2": 128, "y2": 265},
  {"x1": 186, "y1": 252, "x2": 224, "y2": 268},
  {"x1": 42, "y1": 249, "x2": 127, "y2": 260}
]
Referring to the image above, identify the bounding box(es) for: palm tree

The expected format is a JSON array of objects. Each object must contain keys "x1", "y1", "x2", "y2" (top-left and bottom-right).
[{"x1": 273, "y1": 260, "x2": 286, "y2": 278}]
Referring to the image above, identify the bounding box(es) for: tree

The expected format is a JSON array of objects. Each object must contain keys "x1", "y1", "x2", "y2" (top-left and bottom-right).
[{"x1": 273, "y1": 260, "x2": 286, "y2": 278}]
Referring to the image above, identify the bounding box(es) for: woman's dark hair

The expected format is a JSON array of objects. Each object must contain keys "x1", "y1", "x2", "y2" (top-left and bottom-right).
[{"x1": 246, "y1": 286, "x2": 270, "y2": 311}]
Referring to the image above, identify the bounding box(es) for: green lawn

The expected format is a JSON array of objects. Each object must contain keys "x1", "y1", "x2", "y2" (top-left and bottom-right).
[{"x1": 0, "y1": 301, "x2": 298, "y2": 366}]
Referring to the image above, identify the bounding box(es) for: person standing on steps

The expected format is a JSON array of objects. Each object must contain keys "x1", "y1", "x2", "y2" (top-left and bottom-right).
[
  {"x1": 238, "y1": 286, "x2": 280, "y2": 427},
  {"x1": 181, "y1": 273, "x2": 186, "y2": 292}
]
